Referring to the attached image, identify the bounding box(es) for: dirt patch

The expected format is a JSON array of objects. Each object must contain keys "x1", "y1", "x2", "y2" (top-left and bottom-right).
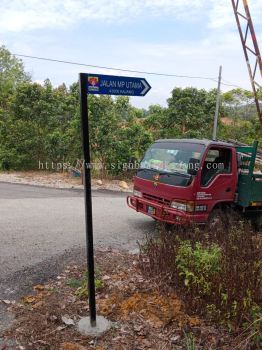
[
  {"x1": 2, "y1": 250, "x2": 238, "y2": 349},
  {"x1": 0, "y1": 171, "x2": 133, "y2": 192}
]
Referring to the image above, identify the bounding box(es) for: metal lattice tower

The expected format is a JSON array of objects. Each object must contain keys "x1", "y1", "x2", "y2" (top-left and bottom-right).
[{"x1": 231, "y1": 0, "x2": 262, "y2": 128}]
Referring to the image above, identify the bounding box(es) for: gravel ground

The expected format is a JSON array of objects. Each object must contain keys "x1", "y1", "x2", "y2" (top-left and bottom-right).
[{"x1": 0, "y1": 171, "x2": 133, "y2": 192}]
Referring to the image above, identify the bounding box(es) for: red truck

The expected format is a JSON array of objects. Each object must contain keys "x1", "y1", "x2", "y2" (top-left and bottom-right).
[
  {"x1": 127, "y1": 2, "x2": 262, "y2": 229},
  {"x1": 127, "y1": 138, "x2": 262, "y2": 228}
]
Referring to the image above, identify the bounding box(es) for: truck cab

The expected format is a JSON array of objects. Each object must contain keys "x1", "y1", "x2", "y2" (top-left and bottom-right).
[{"x1": 127, "y1": 138, "x2": 262, "y2": 226}]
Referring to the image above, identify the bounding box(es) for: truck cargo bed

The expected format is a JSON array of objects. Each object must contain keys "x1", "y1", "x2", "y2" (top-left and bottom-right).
[{"x1": 236, "y1": 141, "x2": 262, "y2": 207}]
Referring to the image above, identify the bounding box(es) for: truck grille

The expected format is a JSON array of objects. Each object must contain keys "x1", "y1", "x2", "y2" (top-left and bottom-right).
[{"x1": 143, "y1": 193, "x2": 171, "y2": 205}]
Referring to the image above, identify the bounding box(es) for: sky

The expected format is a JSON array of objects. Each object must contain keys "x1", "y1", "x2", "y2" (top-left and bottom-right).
[{"x1": 0, "y1": 0, "x2": 262, "y2": 108}]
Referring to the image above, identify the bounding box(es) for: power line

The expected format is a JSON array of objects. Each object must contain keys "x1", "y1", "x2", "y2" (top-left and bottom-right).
[
  {"x1": 13, "y1": 52, "x2": 250, "y2": 90},
  {"x1": 221, "y1": 79, "x2": 244, "y2": 89},
  {"x1": 13, "y1": 53, "x2": 218, "y2": 82}
]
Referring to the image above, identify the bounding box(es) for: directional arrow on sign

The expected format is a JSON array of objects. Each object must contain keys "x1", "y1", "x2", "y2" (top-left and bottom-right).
[
  {"x1": 85, "y1": 73, "x2": 151, "y2": 97},
  {"x1": 141, "y1": 79, "x2": 151, "y2": 96}
]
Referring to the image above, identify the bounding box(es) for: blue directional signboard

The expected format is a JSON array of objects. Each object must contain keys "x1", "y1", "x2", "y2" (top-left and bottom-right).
[{"x1": 86, "y1": 73, "x2": 151, "y2": 97}]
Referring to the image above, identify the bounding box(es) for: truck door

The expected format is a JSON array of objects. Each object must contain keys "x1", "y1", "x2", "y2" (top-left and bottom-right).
[{"x1": 198, "y1": 147, "x2": 235, "y2": 203}]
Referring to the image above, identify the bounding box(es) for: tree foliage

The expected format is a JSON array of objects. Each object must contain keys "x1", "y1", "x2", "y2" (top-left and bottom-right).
[
  {"x1": 1, "y1": 46, "x2": 262, "y2": 176},
  {"x1": 0, "y1": 45, "x2": 30, "y2": 112},
  {"x1": 166, "y1": 87, "x2": 217, "y2": 138}
]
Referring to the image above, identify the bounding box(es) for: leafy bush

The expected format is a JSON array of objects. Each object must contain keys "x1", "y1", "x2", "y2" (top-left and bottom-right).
[
  {"x1": 139, "y1": 219, "x2": 262, "y2": 330},
  {"x1": 66, "y1": 270, "x2": 104, "y2": 299},
  {"x1": 176, "y1": 240, "x2": 221, "y2": 295}
]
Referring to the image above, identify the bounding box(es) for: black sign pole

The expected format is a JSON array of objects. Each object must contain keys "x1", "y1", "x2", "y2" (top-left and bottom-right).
[{"x1": 79, "y1": 73, "x2": 96, "y2": 327}]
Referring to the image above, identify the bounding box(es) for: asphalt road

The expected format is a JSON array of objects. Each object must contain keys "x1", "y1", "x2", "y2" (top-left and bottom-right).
[{"x1": 0, "y1": 182, "x2": 154, "y2": 332}]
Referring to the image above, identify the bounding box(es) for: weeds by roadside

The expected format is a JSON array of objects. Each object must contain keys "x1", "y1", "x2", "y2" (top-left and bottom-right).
[
  {"x1": 2, "y1": 215, "x2": 261, "y2": 349},
  {"x1": 139, "y1": 216, "x2": 262, "y2": 349},
  {"x1": 66, "y1": 269, "x2": 104, "y2": 299},
  {"x1": 3, "y1": 249, "x2": 240, "y2": 350}
]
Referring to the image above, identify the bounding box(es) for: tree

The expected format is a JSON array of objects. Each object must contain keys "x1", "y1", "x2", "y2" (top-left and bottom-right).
[
  {"x1": 0, "y1": 117, "x2": 40, "y2": 169},
  {"x1": 114, "y1": 96, "x2": 132, "y2": 121},
  {"x1": 222, "y1": 88, "x2": 258, "y2": 120},
  {"x1": 87, "y1": 95, "x2": 119, "y2": 175},
  {"x1": 144, "y1": 104, "x2": 169, "y2": 139},
  {"x1": 0, "y1": 79, "x2": 79, "y2": 169},
  {"x1": 166, "y1": 87, "x2": 218, "y2": 138},
  {"x1": 0, "y1": 46, "x2": 30, "y2": 112}
]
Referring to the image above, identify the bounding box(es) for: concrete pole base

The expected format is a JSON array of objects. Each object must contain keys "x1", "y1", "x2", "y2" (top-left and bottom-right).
[{"x1": 77, "y1": 316, "x2": 111, "y2": 337}]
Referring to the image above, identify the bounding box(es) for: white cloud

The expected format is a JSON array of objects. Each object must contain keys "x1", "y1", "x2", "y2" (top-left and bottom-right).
[
  {"x1": 1, "y1": 0, "x2": 262, "y2": 33},
  {"x1": 208, "y1": 0, "x2": 262, "y2": 29},
  {"x1": 0, "y1": 0, "x2": 206, "y2": 32},
  {"x1": 1, "y1": 0, "x2": 261, "y2": 34}
]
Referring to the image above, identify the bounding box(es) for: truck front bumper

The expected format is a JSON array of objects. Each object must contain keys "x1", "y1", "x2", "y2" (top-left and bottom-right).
[{"x1": 127, "y1": 195, "x2": 203, "y2": 225}]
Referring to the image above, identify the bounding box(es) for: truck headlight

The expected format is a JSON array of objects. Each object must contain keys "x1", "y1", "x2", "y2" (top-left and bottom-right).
[
  {"x1": 133, "y1": 189, "x2": 143, "y2": 198},
  {"x1": 170, "y1": 200, "x2": 194, "y2": 212},
  {"x1": 170, "y1": 201, "x2": 187, "y2": 211}
]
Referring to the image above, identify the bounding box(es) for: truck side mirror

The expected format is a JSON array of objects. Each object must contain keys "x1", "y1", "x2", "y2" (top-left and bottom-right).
[{"x1": 188, "y1": 158, "x2": 200, "y2": 176}]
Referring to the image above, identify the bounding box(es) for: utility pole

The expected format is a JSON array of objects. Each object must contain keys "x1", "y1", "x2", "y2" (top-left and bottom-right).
[{"x1": 212, "y1": 65, "x2": 222, "y2": 141}]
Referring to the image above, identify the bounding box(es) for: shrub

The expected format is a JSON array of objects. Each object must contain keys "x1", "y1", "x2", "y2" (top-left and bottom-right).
[
  {"x1": 176, "y1": 240, "x2": 221, "y2": 296},
  {"x1": 139, "y1": 220, "x2": 262, "y2": 329}
]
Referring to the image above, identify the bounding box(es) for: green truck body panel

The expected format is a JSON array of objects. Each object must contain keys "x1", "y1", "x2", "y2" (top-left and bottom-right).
[{"x1": 236, "y1": 141, "x2": 262, "y2": 207}]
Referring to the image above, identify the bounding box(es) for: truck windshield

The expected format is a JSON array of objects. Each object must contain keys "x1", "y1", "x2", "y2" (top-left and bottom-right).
[{"x1": 140, "y1": 141, "x2": 205, "y2": 175}]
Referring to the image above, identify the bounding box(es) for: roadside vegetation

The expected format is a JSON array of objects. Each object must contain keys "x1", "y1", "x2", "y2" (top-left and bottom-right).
[
  {"x1": 4, "y1": 232, "x2": 261, "y2": 349},
  {"x1": 139, "y1": 215, "x2": 262, "y2": 349},
  {"x1": 1, "y1": 45, "x2": 262, "y2": 178}
]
